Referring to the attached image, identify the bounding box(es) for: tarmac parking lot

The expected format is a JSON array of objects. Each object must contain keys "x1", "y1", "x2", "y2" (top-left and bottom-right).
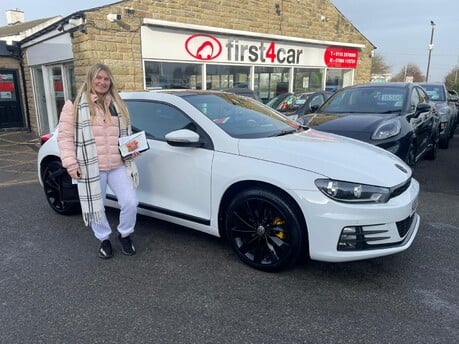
[{"x1": 0, "y1": 130, "x2": 39, "y2": 187}]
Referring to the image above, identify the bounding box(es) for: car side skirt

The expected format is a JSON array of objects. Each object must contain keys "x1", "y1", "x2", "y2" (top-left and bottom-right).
[{"x1": 106, "y1": 195, "x2": 211, "y2": 226}]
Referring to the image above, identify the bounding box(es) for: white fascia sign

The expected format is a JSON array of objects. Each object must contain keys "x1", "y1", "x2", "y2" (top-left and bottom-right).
[{"x1": 141, "y1": 25, "x2": 357, "y2": 67}]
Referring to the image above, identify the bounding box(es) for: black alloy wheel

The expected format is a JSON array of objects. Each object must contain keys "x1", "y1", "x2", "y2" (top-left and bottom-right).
[
  {"x1": 42, "y1": 160, "x2": 80, "y2": 215},
  {"x1": 225, "y1": 188, "x2": 305, "y2": 271}
]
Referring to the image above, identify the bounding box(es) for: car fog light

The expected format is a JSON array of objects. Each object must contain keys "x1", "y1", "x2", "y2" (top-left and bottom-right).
[{"x1": 338, "y1": 226, "x2": 362, "y2": 250}]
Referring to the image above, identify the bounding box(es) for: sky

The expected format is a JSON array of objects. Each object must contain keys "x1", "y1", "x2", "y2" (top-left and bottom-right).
[
  {"x1": 332, "y1": 0, "x2": 459, "y2": 82},
  {"x1": 1, "y1": 0, "x2": 458, "y2": 82}
]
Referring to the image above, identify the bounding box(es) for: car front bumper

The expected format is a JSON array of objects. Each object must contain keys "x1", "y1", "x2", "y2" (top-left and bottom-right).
[{"x1": 296, "y1": 178, "x2": 420, "y2": 262}]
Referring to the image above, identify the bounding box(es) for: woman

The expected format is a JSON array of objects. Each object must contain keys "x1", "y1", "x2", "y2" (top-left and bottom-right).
[{"x1": 58, "y1": 63, "x2": 140, "y2": 259}]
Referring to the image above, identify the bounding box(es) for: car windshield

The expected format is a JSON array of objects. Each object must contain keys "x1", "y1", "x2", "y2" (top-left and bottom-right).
[
  {"x1": 321, "y1": 86, "x2": 406, "y2": 114},
  {"x1": 182, "y1": 93, "x2": 298, "y2": 138},
  {"x1": 421, "y1": 85, "x2": 446, "y2": 101},
  {"x1": 294, "y1": 93, "x2": 313, "y2": 106},
  {"x1": 265, "y1": 93, "x2": 292, "y2": 108}
]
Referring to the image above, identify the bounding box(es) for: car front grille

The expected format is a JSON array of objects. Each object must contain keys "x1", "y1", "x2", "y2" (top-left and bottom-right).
[
  {"x1": 338, "y1": 213, "x2": 416, "y2": 251},
  {"x1": 396, "y1": 213, "x2": 415, "y2": 237}
]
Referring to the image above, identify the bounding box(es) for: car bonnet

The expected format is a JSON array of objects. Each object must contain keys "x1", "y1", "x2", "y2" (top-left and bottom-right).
[
  {"x1": 306, "y1": 112, "x2": 399, "y2": 137},
  {"x1": 237, "y1": 129, "x2": 411, "y2": 187}
]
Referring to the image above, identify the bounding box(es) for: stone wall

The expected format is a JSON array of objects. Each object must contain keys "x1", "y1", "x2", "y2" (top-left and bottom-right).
[
  {"x1": 21, "y1": 54, "x2": 36, "y2": 134},
  {"x1": 70, "y1": 0, "x2": 374, "y2": 89}
]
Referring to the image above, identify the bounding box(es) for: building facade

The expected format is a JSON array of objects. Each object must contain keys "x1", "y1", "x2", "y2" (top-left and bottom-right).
[
  {"x1": 0, "y1": 12, "x2": 61, "y2": 131},
  {"x1": 16, "y1": 0, "x2": 375, "y2": 136}
]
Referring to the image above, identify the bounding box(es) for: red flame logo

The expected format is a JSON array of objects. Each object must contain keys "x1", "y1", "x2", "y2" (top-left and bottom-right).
[{"x1": 185, "y1": 34, "x2": 222, "y2": 61}]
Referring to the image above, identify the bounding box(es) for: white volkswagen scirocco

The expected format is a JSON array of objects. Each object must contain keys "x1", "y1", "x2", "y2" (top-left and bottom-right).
[{"x1": 38, "y1": 90, "x2": 419, "y2": 271}]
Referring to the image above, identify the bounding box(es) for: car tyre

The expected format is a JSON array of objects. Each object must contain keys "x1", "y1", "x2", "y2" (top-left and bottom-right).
[
  {"x1": 42, "y1": 160, "x2": 81, "y2": 215},
  {"x1": 424, "y1": 129, "x2": 439, "y2": 160},
  {"x1": 225, "y1": 188, "x2": 305, "y2": 271},
  {"x1": 439, "y1": 135, "x2": 449, "y2": 149}
]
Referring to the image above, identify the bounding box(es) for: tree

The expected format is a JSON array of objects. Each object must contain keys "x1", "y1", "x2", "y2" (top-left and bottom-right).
[
  {"x1": 444, "y1": 66, "x2": 459, "y2": 93},
  {"x1": 390, "y1": 63, "x2": 425, "y2": 82},
  {"x1": 371, "y1": 53, "x2": 391, "y2": 74}
]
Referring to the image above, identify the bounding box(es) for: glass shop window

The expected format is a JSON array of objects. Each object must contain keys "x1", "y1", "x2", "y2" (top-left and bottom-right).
[{"x1": 144, "y1": 61, "x2": 202, "y2": 90}]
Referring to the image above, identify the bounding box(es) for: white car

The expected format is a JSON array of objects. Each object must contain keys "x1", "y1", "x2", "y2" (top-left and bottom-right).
[{"x1": 38, "y1": 90, "x2": 420, "y2": 271}]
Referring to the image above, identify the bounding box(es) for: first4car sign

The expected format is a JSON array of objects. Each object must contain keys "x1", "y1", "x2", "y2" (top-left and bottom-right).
[
  {"x1": 185, "y1": 34, "x2": 304, "y2": 64},
  {"x1": 141, "y1": 26, "x2": 360, "y2": 68},
  {"x1": 185, "y1": 34, "x2": 303, "y2": 64}
]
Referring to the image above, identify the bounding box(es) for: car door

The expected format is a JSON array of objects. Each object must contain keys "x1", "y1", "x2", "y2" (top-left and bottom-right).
[
  {"x1": 410, "y1": 87, "x2": 433, "y2": 152},
  {"x1": 123, "y1": 100, "x2": 214, "y2": 224}
]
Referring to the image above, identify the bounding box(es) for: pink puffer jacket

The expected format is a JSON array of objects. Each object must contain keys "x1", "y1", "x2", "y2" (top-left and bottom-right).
[{"x1": 57, "y1": 97, "x2": 124, "y2": 174}]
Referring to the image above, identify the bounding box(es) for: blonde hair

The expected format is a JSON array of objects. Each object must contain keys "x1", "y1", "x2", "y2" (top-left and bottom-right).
[{"x1": 73, "y1": 63, "x2": 129, "y2": 124}]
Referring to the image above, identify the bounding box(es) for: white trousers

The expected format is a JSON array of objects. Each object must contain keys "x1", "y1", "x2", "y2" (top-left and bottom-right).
[{"x1": 91, "y1": 166, "x2": 138, "y2": 241}]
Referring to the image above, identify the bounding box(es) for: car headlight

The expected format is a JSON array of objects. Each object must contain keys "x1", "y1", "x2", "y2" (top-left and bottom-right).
[
  {"x1": 436, "y1": 105, "x2": 449, "y2": 115},
  {"x1": 315, "y1": 179, "x2": 391, "y2": 203},
  {"x1": 371, "y1": 119, "x2": 401, "y2": 140}
]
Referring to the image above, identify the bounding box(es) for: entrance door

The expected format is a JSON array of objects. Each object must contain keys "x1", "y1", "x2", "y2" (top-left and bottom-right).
[{"x1": 0, "y1": 69, "x2": 24, "y2": 129}]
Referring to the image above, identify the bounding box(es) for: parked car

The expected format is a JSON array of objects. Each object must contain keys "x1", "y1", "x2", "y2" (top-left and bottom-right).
[
  {"x1": 217, "y1": 87, "x2": 262, "y2": 103},
  {"x1": 419, "y1": 82, "x2": 457, "y2": 147},
  {"x1": 283, "y1": 91, "x2": 333, "y2": 119},
  {"x1": 297, "y1": 82, "x2": 440, "y2": 167},
  {"x1": 265, "y1": 92, "x2": 294, "y2": 111},
  {"x1": 448, "y1": 90, "x2": 459, "y2": 118},
  {"x1": 38, "y1": 90, "x2": 420, "y2": 271}
]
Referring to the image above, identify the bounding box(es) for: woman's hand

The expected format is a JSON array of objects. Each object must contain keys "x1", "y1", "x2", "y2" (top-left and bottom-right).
[{"x1": 68, "y1": 167, "x2": 82, "y2": 179}]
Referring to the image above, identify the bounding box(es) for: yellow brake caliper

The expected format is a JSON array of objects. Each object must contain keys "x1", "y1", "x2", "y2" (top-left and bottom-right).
[{"x1": 272, "y1": 217, "x2": 286, "y2": 239}]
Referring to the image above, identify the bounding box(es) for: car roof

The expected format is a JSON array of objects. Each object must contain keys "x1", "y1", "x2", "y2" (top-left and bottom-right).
[
  {"x1": 418, "y1": 82, "x2": 445, "y2": 86},
  {"x1": 341, "y1": 82, "x2": 416, "y2": 91},
  {"x1": 217, "y1": 87, "x2": 255, "y2": 93},
  {"x1": 119, "y1": 89, "x2": 254, "y2": 100}
]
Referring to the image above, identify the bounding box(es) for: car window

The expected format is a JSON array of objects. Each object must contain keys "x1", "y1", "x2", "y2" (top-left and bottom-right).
[
  {"x1": 292, "y1": 93, "x2": 309, "y2": 106},
  {"x1": 422, "y1": 85, "x2": 445, "y2": 101},
  {"x1": 310, "y1": 94, "x2": 324, "y2": 107},
  {"x1": 126, "y1": 100, "x2": 195, "y2": 141},
  {"x1": 322, "y1": 87, "x2": 405, "y2": 113},
  {"x1": 266, "y1": 93, "x2": 292, "y2": 108},
  {"x1": 416, "y1": 87, "x2": 429, "y2": 104},
  {"x1": 182, "y1": 93, "x2": 295, "y2": 139}
]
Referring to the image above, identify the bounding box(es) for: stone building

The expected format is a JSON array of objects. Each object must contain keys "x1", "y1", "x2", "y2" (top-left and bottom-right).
[
  {"x1": 0, "y1": 10, "x2": 60, "y2": 131},
  {"x1": 1, "y1": 0, "x2": 375, "y2": 136}
]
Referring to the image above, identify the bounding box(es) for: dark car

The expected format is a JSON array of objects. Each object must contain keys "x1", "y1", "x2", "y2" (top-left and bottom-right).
[
  {"x1": 419, "y1": 82, "x2": 457, "y2": 148},
  {"x1": 265, "y1": 92, "x2": 294, "y2": 110},
  {"x1": 283, "y1": 91, "x2": 333, "y2": 119},
  {"x1": 297, "y1": 82, "x2": 440, "y2": 167}
]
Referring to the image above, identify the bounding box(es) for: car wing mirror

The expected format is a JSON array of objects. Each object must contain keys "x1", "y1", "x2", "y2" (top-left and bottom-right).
[
  {"x1": 165, "y1": 129, "x2": 202, "y2": 147},
  {"x1": 415, "y1": 103, "x2": 431, "y2": 114},
  {"x1": 310, "y1": 104, "x2": 320, "y2": 113}
]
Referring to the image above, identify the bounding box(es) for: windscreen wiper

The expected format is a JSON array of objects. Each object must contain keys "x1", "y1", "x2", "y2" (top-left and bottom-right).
[
  {"x1": 380, "y1": 110, "x2": 402, "y2": 114},
  {"x1": 274, "y1": 129, "x2": 297, "y2": 137}
]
